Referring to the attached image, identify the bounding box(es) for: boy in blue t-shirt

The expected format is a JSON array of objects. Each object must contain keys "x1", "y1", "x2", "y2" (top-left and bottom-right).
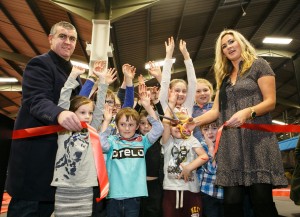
[{"x1": 100, "y1": 84, "x2": 163, "y2": 217}]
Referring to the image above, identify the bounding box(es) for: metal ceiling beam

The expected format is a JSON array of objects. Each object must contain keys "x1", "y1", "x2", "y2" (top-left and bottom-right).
[
  {"x1": 174, "y1": 0, "x2": 187, "y2": 43},
  {"x1": 2, "y1": 60, "x2": 24, "y2": 76},
  {"x1": 248, "y1": 0, "x2": 280, "y2": 41},
  {"x1": 230, "y1": 1, "x2": 251, "y2": 28},
  {"x1": 108, "y1": 0, "x2": 159, "y2": 23},
  {"x1": 256, "y1": 49, "x2": 294, "y2": 58},
  {"x1": 285, "y1": 16, "x2": 300, "y2": 35},
  {"x1": 26, "y1": 0, "x2": 51, "y2": 36},
  {"x1": 0, "y1": 50, "x2": 31, "y2": 64},
  {"x1": 0, "y1": 93, "x2": 20, "y2": 107},
  {"x1": 0, "y1": 2, "x2": 41, "y2": 55},
  {"x1": 0, "y1": 66, "x2": 12, "y2": 77},
  {"x1": 272, "y1": 1, "x2": 300, "y2": 35},
  {"x1": 50, "y1": 0, "x2": 159, "y2": 23},
  {"x1": 145, "y1": 8, "x2": 151, "y2": 62},
  {"x1": 0, "y1": 108, "x2": 11, "y2": 115},
  {"x1": 49, "y1": 0, "x2": 110, "y2": 21},
  {"x1": 0, "y1": 33, "x2": 19, "y2": 53},
  {"x1": 0, "y1": 34, "x2": 25, "y2": 77},
  {"x1": 193, "y1": 0, "x2": 222, "y2": 61},
  {"x1": 276, "y1": 97, "x2": 300, "y2": 109}
]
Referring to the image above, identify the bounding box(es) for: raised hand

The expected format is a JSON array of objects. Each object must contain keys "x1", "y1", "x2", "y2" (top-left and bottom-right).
[
  {"x1": 92, "y1": 60, "x2": 107, "y2": 82},
  {"x1": 139, "y1": 83, "x2": 151, "y2": 108},
  {"x1": 105, "y1": 68, "x2": 117, "y2": 85},
  {"x1": 103, "y1": 103, "x2": 113, "y2": 122},
  {"x1": 70, "y1": 65, "x2": 85, "y2": 79},
  {"x1": 138, "y1": 74, "x2": 145, "y2": 85},
  {"x1": 122, "y1": 64, "x2": 136, "y2": 80},
  {"x1": 179, "y1": 39, "x2": 190, "y2": 60},
  {"x1": 165, "y1": 36, "x2": 175, "y2": 59},
  {"x1": 148, "y1": 61, "x2": 162, "y2": 83},
  {"x1": 93, "y1": 60, "x2": 107, "y2": 76}
]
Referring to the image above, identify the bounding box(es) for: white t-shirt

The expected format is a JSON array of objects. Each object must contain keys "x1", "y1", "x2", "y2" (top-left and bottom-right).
[{"x1": 161, "y1": 135, "x2": 202, "y2": 193}]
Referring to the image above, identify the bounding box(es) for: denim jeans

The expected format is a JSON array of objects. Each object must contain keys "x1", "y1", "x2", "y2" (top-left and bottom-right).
[
  {"x1": 7, "y1": 198, "x2": 54, "y2": 217},
  {"x1": 107, "y1": 197, "x2": 141, "y2": 217}
]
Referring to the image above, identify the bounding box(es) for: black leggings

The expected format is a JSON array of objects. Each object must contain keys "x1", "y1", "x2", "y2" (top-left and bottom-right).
[
  {"x1": 223, "y1": 184, "x2": 278, "y2": 217},
  {"x1": 223, "y1": 183, "x2": 273, "y2": 205}
]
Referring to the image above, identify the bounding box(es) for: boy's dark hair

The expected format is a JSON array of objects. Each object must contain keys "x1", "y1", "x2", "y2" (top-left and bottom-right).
[
  {"x1": 69, "y1": 95, "x2": 94, "y2": 112},
  {"x1": 115, "y1": 108, "x2": 140, "y2": 125},
  {"x1": 200, "y1": 121, "x2": 219, "y2": 130}
]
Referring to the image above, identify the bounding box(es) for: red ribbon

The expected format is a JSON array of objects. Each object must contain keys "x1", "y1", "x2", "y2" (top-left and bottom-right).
[
  {"x1": 87, "y1": 123, "x2": 109, "y2": 202},
  {"x1": 12, "y1": 122, "x2": 109, "y2": 202},
  {"x1": 214, "y1": 123, "x2": 300, "y2": 156},
  {"x1": 13, "y1": 125, "x2": 65, "y2": 139}
]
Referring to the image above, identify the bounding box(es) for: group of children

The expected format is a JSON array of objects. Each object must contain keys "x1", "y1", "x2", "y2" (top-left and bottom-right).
[{"x1": 51, "y1": 37, "x2": 223, "y2": 217}]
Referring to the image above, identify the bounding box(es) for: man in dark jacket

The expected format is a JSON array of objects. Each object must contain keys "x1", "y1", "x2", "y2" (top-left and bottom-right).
[{"x1": 6, "y1": 21, "x2": 83, "y2": 217}]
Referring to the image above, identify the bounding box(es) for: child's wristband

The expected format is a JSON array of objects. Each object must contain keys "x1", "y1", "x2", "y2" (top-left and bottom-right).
[{"x1": 88, "y1": 75, "x2": 98, "y2": 82}]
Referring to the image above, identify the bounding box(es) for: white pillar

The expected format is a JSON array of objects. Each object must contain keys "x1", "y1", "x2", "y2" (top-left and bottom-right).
[{"x1": 87, "y1": 19, "x2": 111, "y2": 75}]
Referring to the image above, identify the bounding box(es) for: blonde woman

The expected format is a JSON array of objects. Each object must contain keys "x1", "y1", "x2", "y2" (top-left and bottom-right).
[{"x1": 190, "y1": 29, "x2": 287, "y2": 217}]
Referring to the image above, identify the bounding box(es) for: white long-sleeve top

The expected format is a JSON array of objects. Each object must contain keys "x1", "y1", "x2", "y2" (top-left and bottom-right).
[{"x1": 159, "y1": 58, "x2": 197, "y2": 116}]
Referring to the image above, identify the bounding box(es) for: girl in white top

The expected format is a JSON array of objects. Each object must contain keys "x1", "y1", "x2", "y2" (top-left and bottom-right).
[{"x1": 157, "y1": 36, "x2": 197, "y2": 116}]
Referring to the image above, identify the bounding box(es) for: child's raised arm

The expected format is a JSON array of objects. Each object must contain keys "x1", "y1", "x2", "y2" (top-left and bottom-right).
[
  {"x1": 121, "y1": 64, "x2": 135, "y2": 108},
  {"x1": 139, "y1": 83, "x2": 163, "y2": 144},
  {"x1": 59, "y1": 65, "x2": 85, "y2": 109},
  {"x1": 101, "y1": 104, "x2": 113, "y2": 133},
  {"x1": 148, "y1": 61, "x2": 162, "y2": 84},
  {"x1": 179, "y1": 39, "x2": 197, "y2": 115},
  {"x1": 179, "y1": 39, "x2": 190, "y2": 61},
  {"x1": 99, "y1": 104, "x2": 113, "y2": 152},
  {"x1": 91, "y1": 61, "x2": 117, "y2": 129},
  {"x1": 159, "y1": 37, "x2": 175, "y2": 112},
  {"x1": 139, "y1": 83, "x2": 156, "y2": 120}
]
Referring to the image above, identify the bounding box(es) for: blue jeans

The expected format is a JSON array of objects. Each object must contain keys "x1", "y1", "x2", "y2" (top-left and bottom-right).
[
  {"x1": 107, "y1": 198, "x2": 141, "y2": 217},
  {"x1": 7, "y1": 198, "x2": 54, "y2": 217}
]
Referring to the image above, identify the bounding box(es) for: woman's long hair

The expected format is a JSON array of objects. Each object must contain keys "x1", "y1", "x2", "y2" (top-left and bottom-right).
[{"x1": 214, "y1": 29, "x2": 257, "y2": 89}]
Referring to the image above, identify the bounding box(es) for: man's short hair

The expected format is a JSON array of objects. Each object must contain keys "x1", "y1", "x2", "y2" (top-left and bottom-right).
[{"x1": 49, "y1": 21, "x2": 77, "y2": 35}]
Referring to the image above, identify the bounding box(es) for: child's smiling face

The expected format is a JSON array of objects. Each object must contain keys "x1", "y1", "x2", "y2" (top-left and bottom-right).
[
  {"x1": 117, "y1": 115, "x2": 139, "y2": 139},
  {"x1": 195, "y1": 82, "x2": 212, "y2": 106}
]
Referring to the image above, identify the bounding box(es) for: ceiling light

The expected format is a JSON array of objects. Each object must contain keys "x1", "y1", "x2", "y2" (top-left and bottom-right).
[
  {"x1": 263, "y1": 37, "x2": 293, "y2": 45},
  {"x1": 0, "y1": 77, "x2": 18, "y2": 83},
  {"x1": 145, "y1": 58, "x2": 176, "y2": 69},
  {"x1": 71, "y1": 60, "x2": 89, "y2": 69},
  {"x1": 272, "y1": 120, "x2": 286, "y2": 125}
]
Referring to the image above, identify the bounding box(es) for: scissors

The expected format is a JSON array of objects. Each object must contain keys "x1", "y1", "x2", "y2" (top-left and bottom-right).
[{"x1": 159, "y1": 101, "x2": 194, "y2": 139}]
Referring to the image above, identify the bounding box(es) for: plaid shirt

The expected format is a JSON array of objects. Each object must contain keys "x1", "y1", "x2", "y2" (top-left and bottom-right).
[{"x1": 198, "y1": 143, "x2": 224, "y2": 199}]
